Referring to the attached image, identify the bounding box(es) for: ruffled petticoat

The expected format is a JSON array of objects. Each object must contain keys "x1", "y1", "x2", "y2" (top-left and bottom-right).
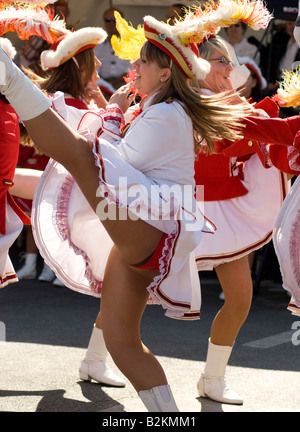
[
  {"x1": 194, "y1": 153, "x2": 289, "y2": 270},
  {"x1": 32, "y1": 94, "x2": 214, "y2": 320},
  {"x1": 273, "y1": 174, "x2": 300, "y2": 316},
  {"x1": 0, "y1": 201, "x2": 23, "y2": 288}
]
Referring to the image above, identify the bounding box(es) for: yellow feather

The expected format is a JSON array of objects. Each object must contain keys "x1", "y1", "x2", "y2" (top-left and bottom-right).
[
  {"x1": 111, "y1": 11, "x2": 146, "y2": 62},
  {"x1": 178, "y1": 0, "x2": 272, "y2": 46},
  {"x1": 275, "y1": 67, "x2": 300, "y2": 108}
]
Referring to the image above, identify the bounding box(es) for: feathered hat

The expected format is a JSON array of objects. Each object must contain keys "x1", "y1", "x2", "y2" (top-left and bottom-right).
[
  {"x1": 0, "y1": 2, "x2": 70, "y2": 43},
  {"x1": 238, "y1": 56, "x2": 267, "y2": 89},
  {"x1": 276, "y1": 1, "x2": 300, "y2": 107},
  {"x1": 40, "y1": 27, "x2": 107, "y2": 70},
  {"x1": 273, "y1": 67, "x2": 300, "y2": 108},
  {"x1": 0, "y1": 0, "x2": 57, "y2": 10},
  {"x1": 0, "y1": 1, "x2": 107, "y2": 69},
  {"x1": 111, "y1": 0, "x2": 272, "y2": 80}
]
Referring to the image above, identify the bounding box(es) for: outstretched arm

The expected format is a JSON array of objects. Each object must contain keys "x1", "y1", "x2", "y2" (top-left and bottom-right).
[{"x1": 242, "y1": 115, "x2": 300, "y2": 147}]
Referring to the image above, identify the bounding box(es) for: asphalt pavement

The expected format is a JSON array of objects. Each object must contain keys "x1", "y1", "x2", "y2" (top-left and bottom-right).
[{"x1": 0, "y1": 268, "x2": 299, "y2": 414}]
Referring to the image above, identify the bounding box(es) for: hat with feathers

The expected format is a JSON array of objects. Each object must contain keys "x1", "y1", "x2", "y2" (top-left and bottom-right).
[
  {"x1": 238, "y1": 56, "x2": 267, "y2": 89},
  {"x1": 111, "y1": 0, "x2": 272, "y2": 80},
  {"x1": 40, "y1": 27, "x2": 107, "y2": 70}
]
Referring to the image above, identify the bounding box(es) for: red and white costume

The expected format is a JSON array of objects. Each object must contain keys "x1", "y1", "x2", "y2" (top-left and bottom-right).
[
  {"x1": 194, "y1": 96, "x2": 289, "y2": 270},
  {"x1": 32, "y1": 92, "x2": 214, "y2": 320},
  {"x1": 0, "y1": 99, "x2": 31, "y2": 287},
  {"x1": 13, "y1": 146, "x2": 49, "y2": 213},
  {"x1": 236, "y1": 112, "x2": 300, "y2": 316}
]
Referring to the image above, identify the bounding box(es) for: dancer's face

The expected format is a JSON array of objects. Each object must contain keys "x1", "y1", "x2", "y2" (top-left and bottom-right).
[
  {"x1": 204, "y1": 48, "x2": 234, "y2": 93},
  {"x1": 132, "y1": 55, "x2": 171, "y2": 97}
]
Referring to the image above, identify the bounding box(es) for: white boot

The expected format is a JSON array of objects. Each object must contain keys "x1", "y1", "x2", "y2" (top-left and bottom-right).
[
  {"x1": 79, "y1": 326, "x2": 125, "y2": 387},
  {"x1": 17, "y1": 253, "x2": 37, "y2": 279},
  {"x1": 38, "y1": 262, "x2": 55, "y2": 282},
  {"x1": 0, "y1": 48, "x2": 51, "y2": 121},
  {"x1": 52, "y1": 277, "x2": 65, "y2": 286},
  {"x1": 197, "y1": 339, "x2": 243, "y2": 405},
  {"x1": 139, "y1": 385, "x2": 179, "y2": 412}
]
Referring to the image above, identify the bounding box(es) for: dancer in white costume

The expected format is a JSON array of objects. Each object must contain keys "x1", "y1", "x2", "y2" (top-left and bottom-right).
[
  {"x1": 0, "y1": 3, "x2": 256, "y2": 411},
  {"x1": 193, "y1": 35, "x2": 289, "y2": 405}
]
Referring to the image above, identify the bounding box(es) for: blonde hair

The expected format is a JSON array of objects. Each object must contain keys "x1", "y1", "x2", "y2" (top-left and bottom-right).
[
  {"x1": 198, "y1": 36, "x2": 231, "y2": 64},
  {"x1": 140, "y1": 41, "x2": 249, "y2": 153}
]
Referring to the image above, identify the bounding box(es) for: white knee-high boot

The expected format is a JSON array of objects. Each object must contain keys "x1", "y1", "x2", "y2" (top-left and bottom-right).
[
  {"x1": 0, "y1": 48, "x2": 51, "y2": 120},
  {"x1": 139, "y1": 385, "x2": 179, "y2": 412},
  {"x1": 79, "y1": 326, "x2": 126, "y2": 387},
  {"x1": 197, "y1": 339, "x2": 243, "y2": 405},
  {"x1": 17, "y1": 252, "x2": 38, "y2": 279}
]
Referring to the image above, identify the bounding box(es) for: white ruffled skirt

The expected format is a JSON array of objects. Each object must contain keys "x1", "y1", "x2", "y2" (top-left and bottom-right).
[
  {"x1": 194, "y1": 154, "x2": 289, "y2": 270},
  {"x1": 273, "y1": 175, "x2": 300, "y2": 316},
  {"x1": 32, "y1": 137, "x2": 213, "y2": 320}
]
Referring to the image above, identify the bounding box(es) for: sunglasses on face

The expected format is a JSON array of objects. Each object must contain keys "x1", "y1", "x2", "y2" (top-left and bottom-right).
[
  {"x1": 210, "y1": 57, "x2": 234, "y2": 68},
  {"x1": 104, "y1": 17, "x2": 116, "y2": 23}
]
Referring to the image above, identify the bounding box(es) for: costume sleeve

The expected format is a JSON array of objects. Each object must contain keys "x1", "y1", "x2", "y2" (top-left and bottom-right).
[
  {"x1": 117, "y1": 103, "x2": 190, "y2": 172},
  {"x1": 242, "y1": 115, "x2": 300, "y2": 174},
  {"x1": 242, "y1": 115, "x2": 300, "y2": 147}
]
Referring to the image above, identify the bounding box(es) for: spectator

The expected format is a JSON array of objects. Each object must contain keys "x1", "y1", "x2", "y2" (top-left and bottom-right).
[
  {"x1": 262, "y1": 20, "x2": 300, "y2": 92},
  {"x1": 225, "y1": 21, "x2": 260, "y2": 65},
  {"x1": 166, "y1": 3, "x2": 187, "y2": 25},
  {"x1": 238, "y1": 56, "x2": 267, "y2": 102},
  {"x1": 94, "y1": 8, "x2": 132, "y2": 90}
]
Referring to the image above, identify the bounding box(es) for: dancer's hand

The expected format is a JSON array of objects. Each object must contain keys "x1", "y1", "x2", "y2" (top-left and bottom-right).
[
  {"x1": 86, "y1": 81, "x2": 108, "y2": 109},
  {"x1": 86, "y1": 81, "x2": 104, "y2": 99},
  {"x1": 109, "y1": 83, "x2": 135, "y2": 113},
  {"x1": 211, "y1": 73, "x2": 244, "y2": 104}
]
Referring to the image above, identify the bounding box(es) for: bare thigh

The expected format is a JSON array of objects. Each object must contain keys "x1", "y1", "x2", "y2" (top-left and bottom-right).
[{"x1": 99, "y1": 245, "x2": 167, "y2": 390}]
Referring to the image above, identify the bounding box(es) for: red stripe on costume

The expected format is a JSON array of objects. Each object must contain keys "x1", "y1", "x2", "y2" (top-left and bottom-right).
[
  {"x1": 0, "y1": 272, "x2": 18, "y2": 285},
  {"x1": 151, "y1": 222, "x2": 192, "y2": 311},
  {"x1": 7, "y1": 192, "x2": 31, "y2": 226},
  {"x1": 96, "y1": 152, "x2": 106, "y2": 184},
  {"x1": 196, "y1": 231, "x2": 273, "y2": 263},
  {"x1": 182, "y1": 311, "x2": 201, "y2": 319}
]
